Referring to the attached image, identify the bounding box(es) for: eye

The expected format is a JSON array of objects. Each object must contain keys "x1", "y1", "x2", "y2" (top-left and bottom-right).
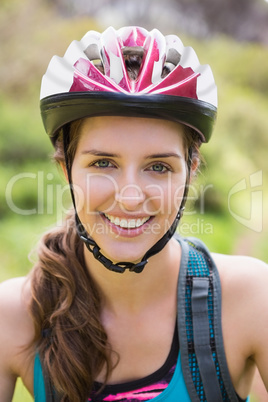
[
  {"x1": 148, "y1": 163, "x2": 171, "y2": 173},
  {"x1": 92, "y1": 159, "x2": 114, "y2": 168}
]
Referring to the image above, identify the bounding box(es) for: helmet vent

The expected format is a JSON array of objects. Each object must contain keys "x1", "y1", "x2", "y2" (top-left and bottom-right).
[
  {"x1": 122, "y1": 46, "x2": 144, "y2": 81},
  {"x1": 84, "y1": 43, "x2": 104, "y2": 74},
  {"x1": 84, "y1": 43, "x2": 100, "y2": 60},
  {"x1": 162, "y1": 48, "x2": 181, "y2": 77},
  {"x1": 166, "y1": 48, "x2": 181, "y2": 66}
]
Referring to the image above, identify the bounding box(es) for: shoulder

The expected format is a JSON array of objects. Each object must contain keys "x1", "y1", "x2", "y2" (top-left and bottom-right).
[
  {"x1": 0, "y1": 277, "x2": 35, "y2": 375},
  {"x1": 212, "y1": 253, "x2": 268, "y2": 362},
  {"x1": 212, "y1": 252, "x2": 268, "y2": 315},
  {"x1": 0, "y1": 276, "x2": 33, "y2": 327},
  {"x1": 211, "y1": 252, "x2": 268, "y2": 294}
]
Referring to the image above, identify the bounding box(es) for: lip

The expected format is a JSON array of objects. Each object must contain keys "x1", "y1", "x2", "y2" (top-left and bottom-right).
[{"x1": 100, "y1": 213, "x2": 153, "y2": 238}]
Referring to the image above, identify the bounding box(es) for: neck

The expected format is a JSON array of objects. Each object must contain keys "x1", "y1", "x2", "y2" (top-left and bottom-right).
[{"x1": 83, "y1": 237, "x2": 181, "y2": 315}]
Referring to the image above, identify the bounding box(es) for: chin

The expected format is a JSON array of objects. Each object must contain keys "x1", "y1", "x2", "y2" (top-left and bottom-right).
[
  {"x1": 95, "y1": 239, "x2": 148, "y2": 265},
  {"x1": 101, "y1": 249, "x2": 144, "y2": 265}
]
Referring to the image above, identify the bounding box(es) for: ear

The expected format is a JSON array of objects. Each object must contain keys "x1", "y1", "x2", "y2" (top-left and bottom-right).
[
  {"x1": 189, "y1": 156, "x2": 200, "y2": 182},
  {"x1": 60, "y1": 162, "x2": 69, "y2": 182}
]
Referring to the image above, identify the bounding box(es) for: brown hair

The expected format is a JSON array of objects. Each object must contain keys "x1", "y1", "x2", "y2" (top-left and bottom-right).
[
  {"x1": 29, "y1": 50, "x2": 201, "y2": 401},
  {"x1": 30, "y1": 212, "x2": 115, "y2": 401}
]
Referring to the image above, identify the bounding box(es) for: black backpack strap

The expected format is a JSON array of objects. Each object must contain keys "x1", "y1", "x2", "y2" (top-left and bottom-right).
[
  {"x1": 192, "y1": 277, "x2": 222, "y2": 400},
  {"x1": 177, "y1": 236, "x2": 239, "y2": 402}
]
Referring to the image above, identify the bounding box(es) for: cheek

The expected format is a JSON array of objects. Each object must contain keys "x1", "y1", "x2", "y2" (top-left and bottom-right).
[
  {"x1": 173, "y1": 183, "x2": 186, "y2": 211},
  {"x1": 143, "y1": 176, "x2": 186, "y2": 216},
  {"x1": 72, "y1": 172, "x2": 118, "y2": 214}
]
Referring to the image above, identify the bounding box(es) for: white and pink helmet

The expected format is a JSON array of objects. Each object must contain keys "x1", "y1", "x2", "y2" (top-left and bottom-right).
[
  {"x1": 40, "y1": 26, "x2": 217, "y2": 145},
  {"x1": 40, "y1": 26, "x2": 218, "y2": 273}
]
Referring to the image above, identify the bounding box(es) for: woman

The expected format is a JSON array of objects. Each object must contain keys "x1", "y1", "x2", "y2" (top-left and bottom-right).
[{"x1": 0, "y1": 26, "x2": 267, "y2": 402}]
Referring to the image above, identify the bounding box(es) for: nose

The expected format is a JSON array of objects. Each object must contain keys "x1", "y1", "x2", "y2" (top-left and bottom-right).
[{"x1": 115, "y1": 183, "x2": 146, "y2": 211}]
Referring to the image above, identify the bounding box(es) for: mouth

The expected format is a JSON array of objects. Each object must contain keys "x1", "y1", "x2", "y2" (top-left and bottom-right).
[{"x1": 103, "y1": 213, "x2": 151, "y2": 229}]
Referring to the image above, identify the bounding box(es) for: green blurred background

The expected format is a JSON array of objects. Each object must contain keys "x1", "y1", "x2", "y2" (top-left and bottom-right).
[{"x1": 1, "y1": 0, "x2": 267, "y2": 400}]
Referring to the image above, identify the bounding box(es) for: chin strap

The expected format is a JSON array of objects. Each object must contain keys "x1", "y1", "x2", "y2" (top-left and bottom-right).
[
  {"x1": 63, "y1": 125, "x2": 191, "y2": 274},
  {"x1": 75, "y1": 207, "x2": 184, "y2": 273}
]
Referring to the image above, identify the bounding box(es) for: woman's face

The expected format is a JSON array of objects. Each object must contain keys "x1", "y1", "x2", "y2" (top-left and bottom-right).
[{"x1": 71, "y1": 116, "x2": 187, "y2": 264}]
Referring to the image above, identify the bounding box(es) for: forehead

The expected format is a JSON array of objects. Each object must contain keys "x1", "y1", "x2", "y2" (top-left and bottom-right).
[{"x1": 76, "y1": 116, "x2": 186, "y2": 151}]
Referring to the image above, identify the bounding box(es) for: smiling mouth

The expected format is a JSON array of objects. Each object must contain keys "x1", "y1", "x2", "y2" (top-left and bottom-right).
[{"x1": 103, "y1": 213, "x2": 151, "y2": 229}]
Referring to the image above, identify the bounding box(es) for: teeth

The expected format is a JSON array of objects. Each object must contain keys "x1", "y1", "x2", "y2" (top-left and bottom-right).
[
  {"x1": 128, "y1": 219, "x2": 136, "y2": 228},
  {"x1": 104, "y1": 214, "x2": 150, "y2": 228},
  {"x1": 120, "y1": 219, "x2": 128, "y2": 228}
]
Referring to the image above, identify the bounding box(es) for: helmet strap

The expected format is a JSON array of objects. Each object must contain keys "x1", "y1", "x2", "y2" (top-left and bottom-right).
[{"x1": 63, "y1": 125, "x2": 191, "y2": 274}]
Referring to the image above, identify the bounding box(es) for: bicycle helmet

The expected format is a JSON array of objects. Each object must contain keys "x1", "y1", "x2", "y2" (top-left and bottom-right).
[{"x1": 40, "y1": 26, "x2": 217, "y2": 273}]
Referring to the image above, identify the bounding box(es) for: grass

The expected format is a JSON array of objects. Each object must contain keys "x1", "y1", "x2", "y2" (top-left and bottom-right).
[{"x1": 0, "y1": 214, "x2": 58, "y2": 281}]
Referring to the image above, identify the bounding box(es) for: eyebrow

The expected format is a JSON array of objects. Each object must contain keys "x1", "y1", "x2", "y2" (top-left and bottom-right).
[
  {"x1": 81, "y1": 150, "x2": 182, "y2": 159},
  {"x1": 81, "y1": 150, "x2": 120, "y2": 157},
  {"x1": 146, "y1": 152, "x2": 183, "y2": 159}
]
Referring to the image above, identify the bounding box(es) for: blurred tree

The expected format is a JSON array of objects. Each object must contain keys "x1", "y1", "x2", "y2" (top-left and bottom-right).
[
  {"x1": 172, "y1": 0, "x2": 268, "y2": 43},
  {"x1": 44, "y1": 0, "x2": 268, "y2": 44}
]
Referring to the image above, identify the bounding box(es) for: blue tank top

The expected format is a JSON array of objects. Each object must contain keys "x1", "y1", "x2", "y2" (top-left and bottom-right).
[
  {"x1": 33, "y1": 237, "x2": 251, "y2": 401},
  {"x1": 33, "y1": 352, "x2": 250, "y2": 402},
  {"x1": 34, "y1": 353, "x2": 46, "y2": 402},
  {"x1": 34, "y1": 351, "x2": 191, "y2": 402}
]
